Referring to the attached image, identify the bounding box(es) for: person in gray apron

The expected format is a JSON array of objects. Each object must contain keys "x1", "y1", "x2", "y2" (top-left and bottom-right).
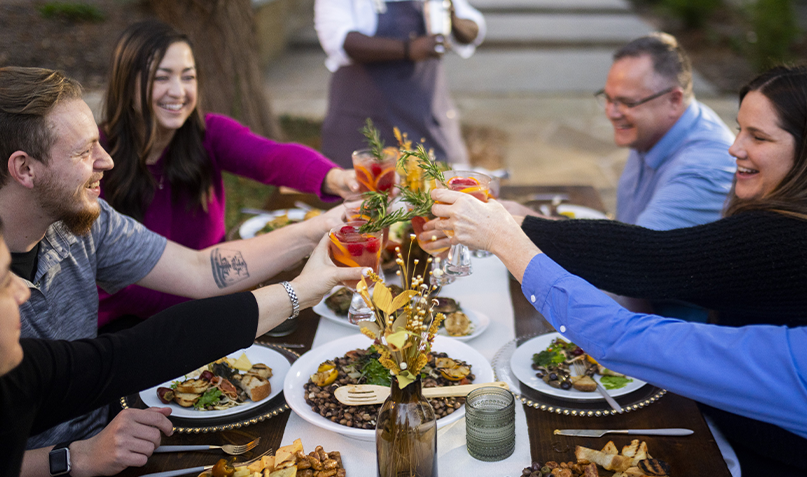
[{"x1": 317, "y1": 0, "x2": 483, "y2": 168}]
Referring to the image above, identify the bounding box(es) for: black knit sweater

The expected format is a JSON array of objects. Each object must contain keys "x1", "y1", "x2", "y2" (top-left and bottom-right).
[{"x1": 521, "y1": 211, "x2": 807, "y2": 328}]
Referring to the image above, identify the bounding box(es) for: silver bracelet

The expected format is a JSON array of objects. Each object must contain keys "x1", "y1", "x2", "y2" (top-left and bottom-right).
[{"x1": 280, "y1": 281, "x2": 299, "y2": 320}]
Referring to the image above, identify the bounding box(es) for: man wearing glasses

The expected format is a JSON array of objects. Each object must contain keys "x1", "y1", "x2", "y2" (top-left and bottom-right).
[{"x1": 597, "y1": 33, "x2": 735, "y2": 232}]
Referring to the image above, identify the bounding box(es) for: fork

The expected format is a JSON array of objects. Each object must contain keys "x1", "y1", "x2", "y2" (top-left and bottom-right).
[
  {"x1": 334, "y1": 382, "x2": 509, "y2": 405},
  {"x1": 153, "y1": 437, "x2": 260, "y2": 455},
  {"x1": 141, "y1": 446, "x2": 272, "y2": 477},
  {"x1": 572, "y1": 361, "x2": 623, "y2": 414}
]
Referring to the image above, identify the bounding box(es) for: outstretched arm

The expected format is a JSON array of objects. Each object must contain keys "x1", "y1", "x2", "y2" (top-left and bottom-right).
[{"x1": 137, "y1": 206, "x2": 345, "y2": 299}]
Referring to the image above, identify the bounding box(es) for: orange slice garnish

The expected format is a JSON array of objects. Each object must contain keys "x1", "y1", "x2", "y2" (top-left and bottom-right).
[{"x1": 329, "y1": 234, "x2": 362, "y2": 267}]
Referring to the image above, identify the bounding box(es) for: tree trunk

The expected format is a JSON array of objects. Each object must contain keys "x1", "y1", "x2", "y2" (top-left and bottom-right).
[{"x1": 147, "y1": 0, "x2": 281, "y2": 139}]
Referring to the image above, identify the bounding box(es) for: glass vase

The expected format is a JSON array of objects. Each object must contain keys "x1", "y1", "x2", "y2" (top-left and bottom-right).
[{"x1": 376, "y1": 377, "x2": 438, "y2": 477}]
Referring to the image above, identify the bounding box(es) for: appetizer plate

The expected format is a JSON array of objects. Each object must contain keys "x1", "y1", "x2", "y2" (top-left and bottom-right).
[
  {"x1": 140, "y1": 344, "x2": 291, "y2": 419},
  {"x1": 283, "y1": 334, "x2": 495, "y2": 441},
  {"x1": 555, "y1": 204, "x2": 608, "y2": 220},
  {"x1": 313, "y1": 291, "x2": 490, "y2": 341},
  {"x1": 239, "y1": 209, "x2": 308, "y2": 239},
  {"x1": 510, "y1": 332, "x2": 646, "y2": 402}
]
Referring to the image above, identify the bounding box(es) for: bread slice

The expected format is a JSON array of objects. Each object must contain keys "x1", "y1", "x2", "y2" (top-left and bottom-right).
[
  {"x1": 575, "y1": 446, "x2": 632, "y2": 472},
  {"x1": 250, "y1": 363, "x2": 273, "y2": 379},
  {"x1": 175, "y1": 378, "x2": 210, "y2": 394},
  {"x1": 571, "y1": 375, "x2": 598, "y2": 392},
  {"x1": 238, "y1": 373, "x2": 271, "y2": 402}
]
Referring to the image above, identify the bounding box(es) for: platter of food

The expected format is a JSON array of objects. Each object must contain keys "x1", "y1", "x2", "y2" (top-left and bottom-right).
[
  {"x1": 139, "y1": 344, "x2": 291, "y2": 419},
  {"x1": 283, "y1": 333, "x2": 495, "y2": 441},
  {"x1": 510, "y1": 332, "x2": 645, "y2": 402},
  {"x1": 239, "y1": 208, "x2": 321, "y2": 239},
  {"x1": 313, "y1": 289, "x2": 489, "y2": 340}
]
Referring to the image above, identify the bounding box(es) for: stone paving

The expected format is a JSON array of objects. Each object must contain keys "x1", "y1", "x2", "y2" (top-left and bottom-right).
[{"x1": 265, "y1": 0, "x2": 738, "y2": 213}]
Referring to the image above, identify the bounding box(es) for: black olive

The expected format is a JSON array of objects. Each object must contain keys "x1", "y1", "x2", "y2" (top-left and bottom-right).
[
  {"x1": 531, "y1": 461, "x2": 542, "y2": 471},
  {"x1": 560, "y1": 380, "x2": 572, "y2": 390},
  {"x1": 522, "y1": 468, "x2": 532, "y2": 476},
  {"x1": 535, "y1": 369, "x2": 546, "y2": 378},
  {"x1": 549, "y1": 372, "x2": 557, "y2": 380}
]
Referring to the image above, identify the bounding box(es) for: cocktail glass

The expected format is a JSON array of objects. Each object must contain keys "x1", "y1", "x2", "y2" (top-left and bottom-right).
[
  {"x1": 328, "y1": 221, "x2": 384, "y2": 323},
  {"x1": 437, "y1": 170, "x2": 491, "y2": 277},
  {"x1": 411, "y1": 215, "x2": 455, "y2": 286},
  {"x1": 352, "y1": 148, "x2": 399, "y2": 194},
  {"x1": 473, "y1": 176, "x2": 500, "y2": 259}
]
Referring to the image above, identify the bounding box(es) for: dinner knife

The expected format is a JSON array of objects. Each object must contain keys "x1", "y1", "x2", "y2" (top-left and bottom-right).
[{"x1": 554, "y1": 428, "x2": 694, "y2": 438}]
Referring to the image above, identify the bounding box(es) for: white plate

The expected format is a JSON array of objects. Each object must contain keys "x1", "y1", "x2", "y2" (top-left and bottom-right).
[
  {"x1": 313, "y1": 291, "x2": 490, "y2": 341},
  {"x1": 510, "y1": 333, "x2": 645, "y2": 402},
  {"x1": 239, "y1": 209, "x2": 308, "y2": 239},
  {"x1": 283, "y1": 334, "x2": 495, "y2": 441},
  {"x1": 140, "y1": 344, "x2": 291, "y2": 419},
  {"x1": 555, "y1": 204, "x2": 608, "y2": 220}
]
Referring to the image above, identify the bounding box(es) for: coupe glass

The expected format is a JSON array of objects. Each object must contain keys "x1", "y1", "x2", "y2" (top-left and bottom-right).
[
  {"x1": 328, "y1": 221, "x2": 383, "y2": 323},
  {"x1": 410, "y1": 215, "x2": 454, "y2": 287},
  {"x1": 352, "y1": 148, "x2": 398, "y2": 194},
  {"x1": 437, "y1": 170, "x2": 491, "y2": 277}
]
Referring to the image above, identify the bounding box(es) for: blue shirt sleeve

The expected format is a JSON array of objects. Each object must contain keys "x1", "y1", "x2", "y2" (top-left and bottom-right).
[{"x1": 521, "y1": 253, "x2": 807, "y2": 439}]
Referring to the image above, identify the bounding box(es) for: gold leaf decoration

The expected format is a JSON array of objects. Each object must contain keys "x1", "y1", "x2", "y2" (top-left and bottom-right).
[{"x1": 372, "y1": 283, "x2": 393, "y2": 314}]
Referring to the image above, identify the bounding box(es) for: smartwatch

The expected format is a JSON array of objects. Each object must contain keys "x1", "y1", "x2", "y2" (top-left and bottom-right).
[{"x1": 49, "y1": 441, "x2": 72, "y2": 476}]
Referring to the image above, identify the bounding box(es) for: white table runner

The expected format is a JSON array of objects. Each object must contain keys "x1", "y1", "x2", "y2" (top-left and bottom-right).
[{"x1": 281, "y1": 256, "x2": 531, "y2": 476}]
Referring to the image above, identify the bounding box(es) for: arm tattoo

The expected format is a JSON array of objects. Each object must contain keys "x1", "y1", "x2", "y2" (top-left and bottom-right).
[{"x1": 210, "y1": 248, "x2": 250, "y2": 289}]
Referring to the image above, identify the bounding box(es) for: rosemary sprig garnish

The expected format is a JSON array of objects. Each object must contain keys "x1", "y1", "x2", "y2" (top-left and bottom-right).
[
  {"x1": 398, "y1": 144, "x2": 446, "y2": 186},
  {"x1": 359, "y1": 207, "x2": 416, "y2": 233},
  {"x1": 360, "y1": 118, "x2": 386, "y2": 162},
  {"x1": 397, "y1": 186, "x2": 433, "y2": 217}
]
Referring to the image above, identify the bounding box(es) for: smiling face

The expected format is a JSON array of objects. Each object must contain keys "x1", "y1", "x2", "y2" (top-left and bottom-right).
[
  {"x1": 34, "y1": 99, "x2": 114, "y2": 234},
  {"x1": 603, "y1": 55, "x2": 682, "y2": 152},
  {"x1": 729, "y1": 91, "x2": 796, "y2": 200},
  {"x1": 150, "y1": 41, "x2": 197, "y2": 137},
  {"x1": 0, "y1": 238, "x2": 30, "y2": 377}
]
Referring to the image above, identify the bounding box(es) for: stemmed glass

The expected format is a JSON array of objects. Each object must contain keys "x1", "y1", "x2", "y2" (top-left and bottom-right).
[
  {"x1": 328, "y1": 221, "x2": 384, "y2": 323},
  {"x1": 437, "y1": 170, "x2": 491, "y2": 277},
  {"x1": 411, "y1": 215, "x2": 455, "y2": 287}
]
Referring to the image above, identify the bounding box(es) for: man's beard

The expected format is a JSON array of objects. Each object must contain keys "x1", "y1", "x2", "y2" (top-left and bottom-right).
[{"x1": 36, "y1": 173, "x2": 101, "y2": 236}]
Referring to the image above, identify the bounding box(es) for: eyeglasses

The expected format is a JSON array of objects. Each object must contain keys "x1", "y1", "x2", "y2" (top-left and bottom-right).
[{"x1": 594, "y1": 86, "x2": 675, "y2": 110}]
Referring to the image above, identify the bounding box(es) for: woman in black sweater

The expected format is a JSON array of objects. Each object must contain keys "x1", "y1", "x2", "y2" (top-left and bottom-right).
[{"x1": 0, "y1": 232, "x2": 364, "y2": 477}]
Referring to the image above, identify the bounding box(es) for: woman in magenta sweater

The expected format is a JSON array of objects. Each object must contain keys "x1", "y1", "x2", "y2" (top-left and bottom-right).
[{"x1": 98, "y1": 21, "x2": 357, "y2": 328}]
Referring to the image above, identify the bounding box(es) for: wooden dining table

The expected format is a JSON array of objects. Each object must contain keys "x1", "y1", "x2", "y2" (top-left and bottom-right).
[{"x1": 119, "y1": 185, "x2": 731, "y2": 476}]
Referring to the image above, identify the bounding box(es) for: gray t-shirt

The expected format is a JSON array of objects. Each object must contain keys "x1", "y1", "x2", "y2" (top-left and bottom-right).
[{"x1": 19, "y1": 199, "x2": 167, "y2": 448}]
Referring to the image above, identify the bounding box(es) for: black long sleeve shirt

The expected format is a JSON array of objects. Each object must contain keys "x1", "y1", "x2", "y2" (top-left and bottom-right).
[{"x1": 0, "y1": 292, "x2": 259, "y2": 476}]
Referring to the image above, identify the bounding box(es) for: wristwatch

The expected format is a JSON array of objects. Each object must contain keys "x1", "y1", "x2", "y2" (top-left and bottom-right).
[{"x1": 49, "y1": 441, "x2": 72, "y2": 476}]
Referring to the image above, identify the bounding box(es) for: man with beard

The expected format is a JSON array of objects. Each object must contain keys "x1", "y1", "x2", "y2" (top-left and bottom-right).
[{"x1": 0, "y1": 67, "x2": 345, "y2": 476}]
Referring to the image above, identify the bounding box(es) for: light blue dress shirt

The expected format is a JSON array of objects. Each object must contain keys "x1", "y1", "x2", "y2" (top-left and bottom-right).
[
  {"x1": 616, "y1": 100, "x2": 736, "y2": 231},
  {"x1": 521, "y1": 253, "x2": 807, "y2": 440}
]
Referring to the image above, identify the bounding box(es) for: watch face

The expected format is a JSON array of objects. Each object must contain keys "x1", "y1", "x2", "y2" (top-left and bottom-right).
[{"x1": 49, "y1": 448, "x2": 70, "y2": 475}]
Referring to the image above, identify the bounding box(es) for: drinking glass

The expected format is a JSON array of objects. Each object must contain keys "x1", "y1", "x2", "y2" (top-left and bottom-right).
[
  {"x1": 352, "y1": 148, "x2": 398, "y2": 194},
  {"x1": 328, "y1": 221, "x2": 383, "y2": 323},
  {"x1": 473, "y1": 176, "x2": 500, "y2": 259},
  {"x1": 437, "y1": 170, "x2": 491, "y2": 277},
  {"x1": 410, "y1": 216, "x2": 454, "y2": 287},
  {"x1": 465, "y1": 387, "x2": 516, "y2": 462}
]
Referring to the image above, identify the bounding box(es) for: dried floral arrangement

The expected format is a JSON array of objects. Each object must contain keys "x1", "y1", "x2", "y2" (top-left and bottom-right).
[{"x1": 354, "y1": 241, "x2": 444, "y2": 389}]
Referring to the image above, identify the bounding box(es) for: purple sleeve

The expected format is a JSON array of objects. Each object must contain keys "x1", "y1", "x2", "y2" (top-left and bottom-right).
[{"x1": 203, "y1": 114, "x2": 341, "y2": 200}]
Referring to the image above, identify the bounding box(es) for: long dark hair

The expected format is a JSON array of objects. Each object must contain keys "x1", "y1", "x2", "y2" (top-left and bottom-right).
[
  {"x1": 724, "y1": 65, "x2": 807, "y2": 218},
  {"x1": 101, "y1": 20, "x2": 211, "y2": 221}
]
